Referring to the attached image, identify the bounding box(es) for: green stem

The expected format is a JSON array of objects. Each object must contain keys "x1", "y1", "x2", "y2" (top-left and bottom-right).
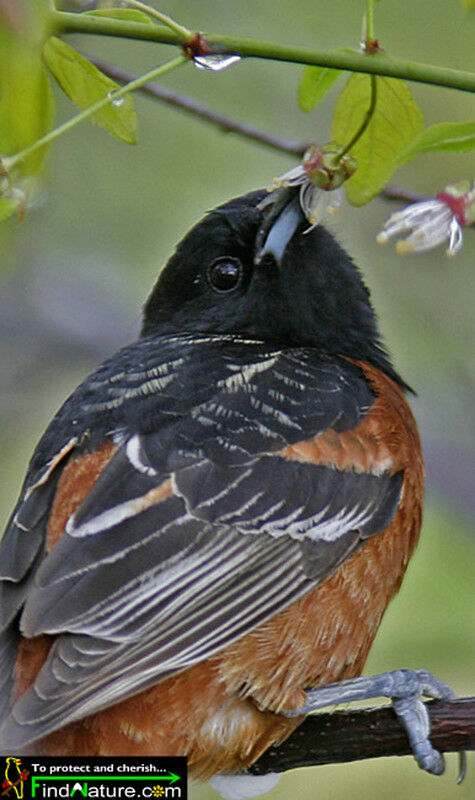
[
  {"x1": 338, "y1": 74, "x2": 377, "y2": 157},
  {"x1": 119, "y1": 0, "x2": 191, "y2": 39},
  {"x1": 365, "y1": 0, "x2": 375, "y2": 43},
  {"x1": 50, "y1": 10, "x2": 475, "y2": 93},
  {"x1": 2, "y1": 55, "x2": 186, "y2": 172}
]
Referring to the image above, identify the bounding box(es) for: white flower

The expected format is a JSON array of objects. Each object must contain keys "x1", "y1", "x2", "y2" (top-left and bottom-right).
[
  {"x1": 270, "y1": 144, "x2": 357, "y2": 231},
  {"x1": 272, "y1": 164, "x2": 343, "y2": 230},
  {"x1": 377, "y1": 181, "x2": 474, "y2": 258}
]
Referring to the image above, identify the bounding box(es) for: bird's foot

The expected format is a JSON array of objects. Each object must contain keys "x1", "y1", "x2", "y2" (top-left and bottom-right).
[{"x1": 282, "y1": 669, "x2": 461, "y2": 776}]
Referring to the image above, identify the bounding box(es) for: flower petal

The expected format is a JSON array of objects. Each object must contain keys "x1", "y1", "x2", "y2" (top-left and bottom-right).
[
  {"x1": 273, "y1": 166, "x2": 306, "y2": 188},
  {"x1": 446, "y1": 217, "x2": 463, "y2": 257}
]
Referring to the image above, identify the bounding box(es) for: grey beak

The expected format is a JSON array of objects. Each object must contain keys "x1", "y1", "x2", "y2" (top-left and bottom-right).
[{"x1": 255, "y1": 193, "x2": 303, "y2": 266}]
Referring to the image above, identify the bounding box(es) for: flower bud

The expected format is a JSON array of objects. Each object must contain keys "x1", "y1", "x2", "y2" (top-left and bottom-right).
[{"x1": 303, "y1": 144, "x2": 358, "y2": 190}]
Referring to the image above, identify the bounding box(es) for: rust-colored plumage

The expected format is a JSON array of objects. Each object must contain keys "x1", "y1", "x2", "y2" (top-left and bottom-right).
[
  {"x1": 13, "y1": 363, "x2": 423, "y2": 777},
  {"x1": 1, "y1": 190, "x2": 427, "y2": 787}
]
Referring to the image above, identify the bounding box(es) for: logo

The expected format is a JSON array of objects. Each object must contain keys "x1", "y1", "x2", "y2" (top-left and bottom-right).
[
  {"x1": 2, "y1": 758, "x2": 30, "y2": 799},
  {"x1": 0, "y1": 759, "x2": 186, "y2": 800}
]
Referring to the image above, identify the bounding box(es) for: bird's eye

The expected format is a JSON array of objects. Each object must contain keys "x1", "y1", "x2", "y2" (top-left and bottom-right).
[{"x1": 207, "y1": 257, "x2": 243, "y2": 293}]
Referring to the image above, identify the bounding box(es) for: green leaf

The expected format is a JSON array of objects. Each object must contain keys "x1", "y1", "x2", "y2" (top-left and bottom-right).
[
  {"x1": 297, "y1": 48, "x2": 356, "y2": 113},
  {"x1": 27, "y1": 67, "x2": 55, "y2": 174},
  {"x1": 0, "y1": 196, "x2": 20, "y2": 222},
  {"x1": 398, "y1": 121, "x2": 475, "y2": 164},
  {"x1": 331, "y1": 74, "x2": 424, "y2": 206},
  {"x1": 0, "y1": 0, "x2": 54, "y2": 176},
  {"x1": 85, "y1": 8, "x2": 155, "y2": 25},
  {"x1": 462, "y1": 0, "x2": 475, "y2": 10},
  {"x1": 0, "y1": 60, "x2": 55, "y2": 175},
  {"x1": 43, "y1": 37, "x2": 137, "y2": 144},
  {"x1": 298, "y1": 65, "x2": 342, "y2": 112}
]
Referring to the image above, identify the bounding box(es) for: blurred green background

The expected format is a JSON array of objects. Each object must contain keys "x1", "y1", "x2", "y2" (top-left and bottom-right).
[{"x1": 1, "y1": 1, "x2": 474, "y2": 798}]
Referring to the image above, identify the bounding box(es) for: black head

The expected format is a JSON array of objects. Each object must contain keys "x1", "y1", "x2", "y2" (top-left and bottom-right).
[{"x1": 142, "y1": 189, "x2": 407, "y2": 388}]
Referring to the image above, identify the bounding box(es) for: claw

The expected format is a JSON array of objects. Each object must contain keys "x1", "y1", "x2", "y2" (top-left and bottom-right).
[
  {"x1": 457, "y1": 752, "x2": 467, "y2": 784},
  {"x1": 392, "y1": 692, "x2": 444, "y2": 774},
  {"x1": 280, "y1": 668, "x2": 461, "y2": 777}
]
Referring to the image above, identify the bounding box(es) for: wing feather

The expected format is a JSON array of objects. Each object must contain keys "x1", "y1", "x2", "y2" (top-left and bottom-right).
[{"x1": 0, "y1": 334, "x2": 401, "y2": 750}]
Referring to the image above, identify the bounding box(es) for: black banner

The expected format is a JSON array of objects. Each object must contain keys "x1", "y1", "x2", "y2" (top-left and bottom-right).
[{"x1": 1, "y1": 757, "x2": 187, "y2": 800}]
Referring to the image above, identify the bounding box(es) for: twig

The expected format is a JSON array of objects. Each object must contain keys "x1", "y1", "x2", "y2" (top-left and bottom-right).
[
  {"x1": 338, "y1": 74, "x2": 378, "y2": 158},
  {"x1": 51, "y1": 10, "x2": 475, "y2": 93},
  {"x1": 90, "y1": 57, "x2": 309, "y2": 156},
  {"x1": 2, "y1": 56, "x2": 187, "y2": 172},
  {"x1": 89, "y1": 57, "x2": 426, "y2": 206},
  {"x1": 379, "y1": 187, "x2": 427, "y2": 204},
  {"x1": 248, "y1": 698, "x2": 475, "y2": 775}
]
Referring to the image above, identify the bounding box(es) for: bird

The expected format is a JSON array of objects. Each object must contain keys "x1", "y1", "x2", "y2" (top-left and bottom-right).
[
  {"x1": 3, "y1": 758, "x2": 27, "y2": 799},
  {"x1": 0, "y1": 188, "x2": 453, "y2": 798}
]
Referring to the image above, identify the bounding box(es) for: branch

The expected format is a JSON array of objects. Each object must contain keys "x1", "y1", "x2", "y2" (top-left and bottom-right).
[
  {"x1": 1, "y1": 55, "x2": 186, "y2": 173},
  {"x1": 51, "y1": 10, "x2": 475, "y2": 93},
  {"x1": 248, "y1": 698, "x2": 475, "y2": 775},
  {"x1": 90, "y1": 57, "x2": 309, "y2": 156},
  {"x1": 90, "y1": 57, "x2": 427, "y2": 207}
]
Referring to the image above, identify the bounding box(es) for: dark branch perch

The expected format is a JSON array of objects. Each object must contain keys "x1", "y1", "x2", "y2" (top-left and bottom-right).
[
  {"x1": 247, "y1": 698, "x2": 475, "y2": 774},
  {"x1": 90, "y1": 58, "x2": 309, "y2": 156},
  {"x1": 90, "y1": 57, "x2": 475, "y2": 221},
  {"x1": 90, "y1": 58, "x2": 428, "y2": 206}
]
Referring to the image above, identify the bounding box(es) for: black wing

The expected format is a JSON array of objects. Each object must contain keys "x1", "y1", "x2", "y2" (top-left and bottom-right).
[{"x1": 0, "y1": 334, "x2": 401, "y2": 748}]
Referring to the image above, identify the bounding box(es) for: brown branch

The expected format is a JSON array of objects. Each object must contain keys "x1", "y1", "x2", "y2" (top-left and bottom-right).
[
  {"x1": 90, "y1": 57, "x2": 309, "y2": 157},
  {"x1": 248, "y1": 698, "x2": 475, "y2": 775},
  {"x1": 87, "y1": 57, "x2": 446, "y2": 208}
]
